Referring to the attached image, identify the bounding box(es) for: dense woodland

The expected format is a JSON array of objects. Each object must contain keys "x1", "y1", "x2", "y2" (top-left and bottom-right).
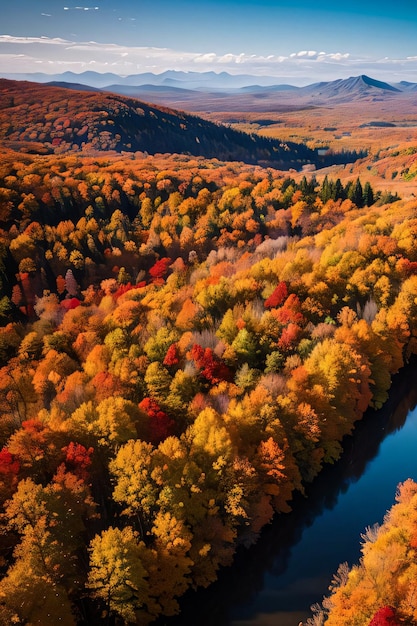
[{"x1": 0, "y1": 141, "x2": 416, "y2": 625}]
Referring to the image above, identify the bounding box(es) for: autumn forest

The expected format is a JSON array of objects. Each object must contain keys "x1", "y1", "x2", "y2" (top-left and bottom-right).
[{"x1": 0, "y1": 77, "x2": 417, "y2": 625}]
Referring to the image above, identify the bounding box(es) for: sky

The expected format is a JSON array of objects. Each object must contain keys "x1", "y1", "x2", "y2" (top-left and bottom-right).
[{"x1": 1, "y1": 0, "x2": 417, "y2": 85}]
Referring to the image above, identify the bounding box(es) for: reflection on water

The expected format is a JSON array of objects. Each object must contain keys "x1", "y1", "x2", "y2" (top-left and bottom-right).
[{"x1": 161, "y1": 359, "x2": 417, "y2": 626}]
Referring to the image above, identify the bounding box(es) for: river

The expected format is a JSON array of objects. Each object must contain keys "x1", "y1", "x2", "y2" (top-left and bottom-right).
[{"x1": 164, "y1": 359, "x2": 417, "y2": 626}]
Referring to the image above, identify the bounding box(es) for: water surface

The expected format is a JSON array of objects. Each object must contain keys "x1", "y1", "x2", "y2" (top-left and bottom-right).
[{"x1": 165, "y1": 363, "x2": 417, "y2": 626}]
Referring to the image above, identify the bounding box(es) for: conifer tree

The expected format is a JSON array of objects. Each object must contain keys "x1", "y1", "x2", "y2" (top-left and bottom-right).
[
  {"x1": 348, "y1": 177, "x2": 364, "y2": 207},
  {"x1": 363, "y1": 181, "x2": 374, "y2": 206}
]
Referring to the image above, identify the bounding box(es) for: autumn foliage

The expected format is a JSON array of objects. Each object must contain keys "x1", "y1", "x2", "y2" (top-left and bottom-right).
[
  {"x1": 313, "y1": 480, "x2": 417, "y2": 625},
  {"x1": 0, "y1": 141, "x2": 416, "y2": 625},
  {"x1": 369, "y1": 607, "x2": 400, "y2": 625}
]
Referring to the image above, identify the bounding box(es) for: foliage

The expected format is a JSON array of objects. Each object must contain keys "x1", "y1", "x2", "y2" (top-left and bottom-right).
[
  {"x1": 0, "y1": 143, "x2": 415, "y2": 625},
  {"x1": 311, "y1": 480, "x2": 417, "y2": 625},
  {"x1": 0, "y1": 78, "x2": 349, "y2": 170}
]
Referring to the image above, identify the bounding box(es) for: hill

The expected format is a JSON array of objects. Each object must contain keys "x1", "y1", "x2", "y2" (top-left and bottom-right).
[{"x1": 0, "y1": 78, "x2": 348, "y2": 169}]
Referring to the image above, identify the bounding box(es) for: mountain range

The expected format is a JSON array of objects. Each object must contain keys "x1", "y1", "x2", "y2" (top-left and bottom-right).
[
  {"x1": 2, "y1": 71, "x2": 414, "y2": 112},
  {"x1": 0, "y1": 70, "x2": 292, "y2": 90},
  {"x1": 1, "y1": 70, "x2": 416, "y2": 94}
]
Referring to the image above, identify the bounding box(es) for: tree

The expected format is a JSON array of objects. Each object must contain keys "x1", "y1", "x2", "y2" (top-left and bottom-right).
[
  {"x1": 264, "y1": 282, "x2": 288, "y2": 309},
  {"x1": 175, "y1": 298, "x2": 199, "y2": 330},
  {"x1": 62, "y1": 441, "x2": 94, "y2": 481},
  {"x1": 0, "y1": 359, "x2": 39, "y2": 430},
  {"x1": 368, "y1": 606, "x2": 400, "y2": 625},
  {"x1": 0, "y1": 469, "x2": 96, "y2": 625},
  {"x1": 64, "y1": 269, "x2": 78, "y2": 296},
  {"x1": 95, "y1": 396, "x2": 141, "y2": 446},
  {"x1": 87, "y1": 526, "x2": 154, "y2": 624},
  {"x1": 7, "y1": 418, "x2": 63, "y2": 480},
  {"x1": 149, "y1": 257, "x2": 171, "y2": 283},
  {"x1": 163, "y1": 343, "x2": 180, "y2": 368},
  {"x1": 139, "y1": 397, "x2": 174, "y2": 444},
  {"x1": 32, "y1": 349, "x2": 78, "y2": 406},
  {"x1": 0, "y1": 447, "x2": 20, "y2": 500},
  {"x1": 216, "y1": 308, "x2": 238, "y2": 344},
  {"x1": 0, "y1": 556, "x2": 77, "y2": 626},
  {"x1": 347, "y1": 177, "x2": 364, "y2": 208},
  {"x1": 319, "y1": 175, "x2": 332, "y2": 204},
  {"x1": 144, "y1": 327, "x2": 178, "y2": 363},
  {"x1": 302, "y1": 337, "x2": 372, "y2": 440},
  {"x1": 110, "y1": 439, "x2": 159, "y2": 533},
  {"x1": 11, "y1": 283, "x2": 24, "y2": 312},
  {"x1": 229, "y1": 328, "x2": 259, "y2": 368},
  {"x1": 363, "y1": 181, "x2": 374, "y2": 207},
  {"x1": 189, "y1": 344, "x2": 232, "y2": 384},
  {"x1": 144, "y1": 361, "x2": 172, "y2": 402},
  {"x1": 149, "y1": 510, "x2": 193, "y2": 614}
]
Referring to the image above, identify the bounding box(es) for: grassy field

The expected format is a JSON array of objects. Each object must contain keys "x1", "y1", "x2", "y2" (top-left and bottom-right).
[{"x1": 201, "y1": 98, "x2": 417, "y2": 197}]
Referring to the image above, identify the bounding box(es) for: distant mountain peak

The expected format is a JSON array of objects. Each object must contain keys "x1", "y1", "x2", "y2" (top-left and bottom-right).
[
  {"x1": 359, "y1": 74, "x2": 400, "y2": 92},
  {"x1": 300, "y1": 74, "x2": 402, "y2": 102}
]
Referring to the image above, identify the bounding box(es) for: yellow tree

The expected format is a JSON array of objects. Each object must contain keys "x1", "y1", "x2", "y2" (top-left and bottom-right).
[
  {"x1": 87, "y1": 526, "x2": 156, "y2": 624},
  {"x1": 110, "y1": 439, "x2": 159, "y2": 535}
]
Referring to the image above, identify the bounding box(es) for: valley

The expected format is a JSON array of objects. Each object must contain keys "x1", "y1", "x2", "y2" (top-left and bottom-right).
[{"x1": 6, "y1": 71, "x2": 414, "y2": 198}]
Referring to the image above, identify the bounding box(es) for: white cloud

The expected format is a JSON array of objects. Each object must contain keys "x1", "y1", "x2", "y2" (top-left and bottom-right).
[
  {"x1": 63, "y1": 6, "x2": 99, "y2": 10},
  {"x1": 0, "y1": 35, "x2": 68, "y2": 45},
  {"x1": 0, "y1": 35, "x2": 416, "y2": 84},
  {"x1": 292, "y1": 50, "x2": 317, "y2": 58},
  {"x1": 194, "y1": 53, "x2": 217, "y2": 64}
]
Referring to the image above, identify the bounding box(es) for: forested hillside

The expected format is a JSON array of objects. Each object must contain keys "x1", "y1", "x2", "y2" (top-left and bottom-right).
[
  {"x1": 0, "y1": 79, "x2": 363, "y2": 169},
  {"x1": 0, "y1": 146, "x2": 417, "y2": 624}
]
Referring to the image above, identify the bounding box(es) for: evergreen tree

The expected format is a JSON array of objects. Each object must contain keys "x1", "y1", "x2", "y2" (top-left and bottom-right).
[
  {"x1": 319, "y1": 175, "x2": 332, "y2": 204},
  {"x1": 347, "y1": 177, "x2": 364, "y2": 208},
  {"x1": 334, "y1": 178, "x2": 345, "y2": 201},
  {"x1": 363, "y1": 181, "x2": 374, "y2": 206}
]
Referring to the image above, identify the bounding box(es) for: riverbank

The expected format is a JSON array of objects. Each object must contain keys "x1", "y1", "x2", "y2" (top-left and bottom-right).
[{"x1": 163, "y1": 357, "x2": 417, "y2": 626}]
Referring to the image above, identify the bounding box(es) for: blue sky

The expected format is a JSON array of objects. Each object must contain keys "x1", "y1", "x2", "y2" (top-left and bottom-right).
[{"x1": 1, "y1": 0, "x2": 417, "y2": 84}]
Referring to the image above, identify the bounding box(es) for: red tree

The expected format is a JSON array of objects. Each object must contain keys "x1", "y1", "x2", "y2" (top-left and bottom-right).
[
  {"x1": 278, "y1": 322, "x2": 302, "y2": 351},
  {"x1": 149, "y1": 257, "x2": 171, "y2": 283},
  {"x1": 139, "y1": 397, "x2": 174, "y2": 444},
  {"x1": 0, "y1": 448, "x2": 20, "y2": 475},
  {"x1": 369, "y1": 606, "x2": 400, "y2": 626},
  {"x1": 264, "y1": 282, "x2": 288, "y2": 308},
  {"x1": 62, "y1": 441, "x2": 94, "y2": 481},
  {"x1": 189, "y1": 344, "x2": 232, "y2": 385},
  {"x1": 61, "y1": 297, "x2": 81, "y2": 311},
  {"x1": 163, "y1": 343, "x2": 180, "y2": 367}
]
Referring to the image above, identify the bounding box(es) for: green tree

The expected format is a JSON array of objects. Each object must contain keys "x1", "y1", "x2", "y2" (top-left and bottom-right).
[
  {"x1": 363, "y1": 181, "x2": 374, "y2": 206},
  {"x1": 347, "y1": 177, "x2": 364, "y2": 208}
]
